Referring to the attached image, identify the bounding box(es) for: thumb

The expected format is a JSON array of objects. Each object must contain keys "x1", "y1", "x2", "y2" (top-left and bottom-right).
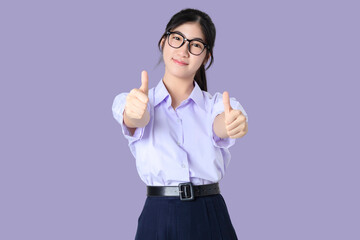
[
  {"x1": 223, "y1": 91, "x2": 232, "y2": 118},
  {"x1": 139, "y1": 70, "x2": 149, "y2": 96}
]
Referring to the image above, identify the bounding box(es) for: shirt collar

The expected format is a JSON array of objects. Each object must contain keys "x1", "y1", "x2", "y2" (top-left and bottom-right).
[{"x1": 154, "y1": 78, "x2": 205, "y2": 111}]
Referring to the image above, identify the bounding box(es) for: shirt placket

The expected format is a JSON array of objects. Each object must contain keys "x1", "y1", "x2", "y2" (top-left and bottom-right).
[{"x1": 171, "y1": 108, "x2": 188, "y2": 172}]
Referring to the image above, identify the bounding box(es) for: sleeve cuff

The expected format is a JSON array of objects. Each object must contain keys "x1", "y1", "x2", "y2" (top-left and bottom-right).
[
  {"x1": 112, "y1": 93, "x2": 150, "y2": 145},
  {"x1": 210, "y1": 92, "x2": 248, "y2": 149},
  {"x1": 211, "y1": 123, "x2": 236, "y2": 148},
  {"x1": 211, "y1": 110, "x2": 236, "y2": 149}
]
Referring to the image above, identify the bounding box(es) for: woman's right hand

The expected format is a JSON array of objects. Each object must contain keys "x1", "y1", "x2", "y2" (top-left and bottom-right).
[{"x1": 123, "y1": 70, "x2": 150, "y2": 128}]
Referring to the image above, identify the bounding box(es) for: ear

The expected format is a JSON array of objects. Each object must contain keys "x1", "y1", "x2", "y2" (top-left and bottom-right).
[{"x1": 160, "y1": 37, "x2": 166, "y2": 50}]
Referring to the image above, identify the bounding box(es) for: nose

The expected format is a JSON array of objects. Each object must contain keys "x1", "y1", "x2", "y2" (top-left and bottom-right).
[{"x1": 178, "y1": 41, "x2": 190, "y2": 57}]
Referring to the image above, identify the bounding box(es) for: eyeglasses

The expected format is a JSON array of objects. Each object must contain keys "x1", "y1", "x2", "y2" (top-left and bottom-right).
[{"x1": 166, "y1": 31, "x2": 209, "y2": 56}]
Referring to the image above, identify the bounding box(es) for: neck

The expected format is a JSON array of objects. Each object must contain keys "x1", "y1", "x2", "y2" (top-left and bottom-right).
[{"x1": 162, "y1": 73, "x2": 195, "y2": 103}]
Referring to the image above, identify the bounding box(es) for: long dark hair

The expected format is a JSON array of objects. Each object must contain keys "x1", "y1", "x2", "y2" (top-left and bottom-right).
[{"x1": 155, "y1": 8, "x2": 216, "y2": 92}]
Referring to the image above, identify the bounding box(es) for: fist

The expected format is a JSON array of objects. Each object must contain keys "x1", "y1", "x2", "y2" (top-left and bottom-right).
[
  {"x1": 223, "y1": 91, "x2": 248, "y2": 138},
  {"x1": 124, "y1": 70, "x2": 149, "y2": 120}
]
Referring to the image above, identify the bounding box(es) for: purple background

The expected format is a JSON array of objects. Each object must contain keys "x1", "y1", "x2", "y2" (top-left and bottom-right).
[{"x1": 1, "y1": 1, "x2": 359, "y2": 239}]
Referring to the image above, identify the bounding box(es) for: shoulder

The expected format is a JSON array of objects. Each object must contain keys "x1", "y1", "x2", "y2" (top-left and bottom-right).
[
  {"x1": 203, "y1": 90, "x2": 247, "y2": 117},
  {"x1": 202, "y1": 91, "x2": 224, "y2": 106}
]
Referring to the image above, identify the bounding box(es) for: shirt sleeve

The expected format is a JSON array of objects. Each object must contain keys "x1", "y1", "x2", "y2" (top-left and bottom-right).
[
  {"x1": 111, "y1": 92, "x2": 150, "y2": 145},
  {"x1": 210, "y1": 92, "x2": 248, "y2": 149}
]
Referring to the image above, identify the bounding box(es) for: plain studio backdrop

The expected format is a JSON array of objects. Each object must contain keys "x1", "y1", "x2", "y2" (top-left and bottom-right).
[{"x1": 1, "y1": 0, "x2": 359, "y2": 239}]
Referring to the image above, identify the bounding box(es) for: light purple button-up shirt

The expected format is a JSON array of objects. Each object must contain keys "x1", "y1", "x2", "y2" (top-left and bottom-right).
[{"x1": 112, "y1": 78, "x2": 248, "y2": 186}]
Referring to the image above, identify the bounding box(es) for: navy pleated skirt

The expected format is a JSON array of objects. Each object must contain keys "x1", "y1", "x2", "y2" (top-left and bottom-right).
[{"x1": 135, "y1": 193, "x2": 238, "y2": 240}]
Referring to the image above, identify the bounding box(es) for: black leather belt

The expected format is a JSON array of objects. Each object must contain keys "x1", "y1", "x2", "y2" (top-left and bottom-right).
[{"x1": 147, "y1": 182, "x2": 220, "y2": 201}]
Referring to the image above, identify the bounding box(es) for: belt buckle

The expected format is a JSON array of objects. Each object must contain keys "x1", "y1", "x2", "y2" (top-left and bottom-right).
[{"x1": 178, "y1": 182, "x2": 194, "y2": 201}]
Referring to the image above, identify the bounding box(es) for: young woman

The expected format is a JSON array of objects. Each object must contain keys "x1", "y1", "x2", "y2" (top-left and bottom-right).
[{"x1": 112, "y1": 8, "x2": 248, "y2": 240}]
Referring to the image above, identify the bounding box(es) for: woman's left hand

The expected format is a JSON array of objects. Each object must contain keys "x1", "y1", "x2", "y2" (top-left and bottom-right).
[{"x1": 223, "y1": 91, "x2": 248, "y2": 139}]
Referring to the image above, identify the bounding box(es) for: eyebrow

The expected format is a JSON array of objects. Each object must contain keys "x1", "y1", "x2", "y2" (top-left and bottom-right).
[{"x1": 174, "y1": 31, "x2": 205, "y2": 42}]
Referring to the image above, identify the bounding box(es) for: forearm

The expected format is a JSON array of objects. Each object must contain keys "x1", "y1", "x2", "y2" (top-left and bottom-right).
[{"x1": 213, "y1": 112, "x2": 229, "y2": 139}]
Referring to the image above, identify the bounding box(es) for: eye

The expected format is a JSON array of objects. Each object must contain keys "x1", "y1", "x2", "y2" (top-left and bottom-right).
[{"x1": 191, "y1": 43, "x2": 202, "y2": 49}]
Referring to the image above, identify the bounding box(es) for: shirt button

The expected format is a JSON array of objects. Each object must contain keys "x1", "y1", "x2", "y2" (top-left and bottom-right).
[
  {"x1": 181, "y1": 164, "x2": 186, "y2": 168},
  {"x1": 177, "y1": 141, "x2": 181, "y2": 146}
]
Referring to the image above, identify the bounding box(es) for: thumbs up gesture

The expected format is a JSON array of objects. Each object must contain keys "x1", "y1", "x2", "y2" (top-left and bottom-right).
[
  {"x1": 223, "y1": 91, "x2": 248, "y2": 138},
  {"x1": 139, "y1": 70, "x2": 149, "y2": 96},
  {"x1": 124, "y1": 70, "x2": 150, "y2": 125}
]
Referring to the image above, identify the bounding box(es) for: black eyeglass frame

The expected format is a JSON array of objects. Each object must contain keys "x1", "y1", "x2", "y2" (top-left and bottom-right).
[{"x1": 166, "y1": 31, "x2": 209, "y2": 56}]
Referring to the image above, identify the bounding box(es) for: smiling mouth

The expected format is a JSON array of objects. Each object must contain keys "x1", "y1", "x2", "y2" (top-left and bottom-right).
[{"x1": 173, "y1": 58, "x2": 188, "y2": 66}]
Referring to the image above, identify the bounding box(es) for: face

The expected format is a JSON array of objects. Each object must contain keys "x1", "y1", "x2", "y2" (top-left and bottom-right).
[{"x1": 160, "y1": 22, "x2": 210, "y2": 80}]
